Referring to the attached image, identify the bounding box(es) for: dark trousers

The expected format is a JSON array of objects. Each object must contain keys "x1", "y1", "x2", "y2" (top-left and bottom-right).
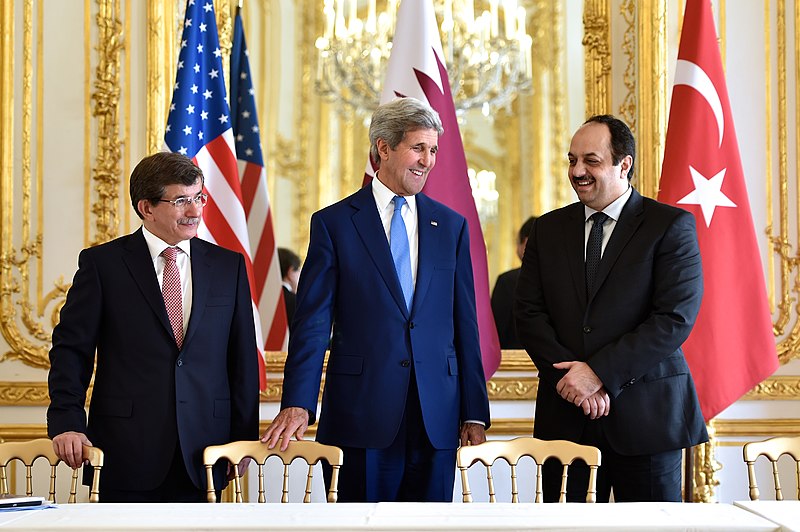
[
  {"x1": 323, "y1": 373, "x2": 456, "y2": 502},
  {"x1": 542, "y1": 420, "x2": 683, "y2": 503},
  {"x1": 100, "y1": 443, "x2": 216, "y2": 503}
]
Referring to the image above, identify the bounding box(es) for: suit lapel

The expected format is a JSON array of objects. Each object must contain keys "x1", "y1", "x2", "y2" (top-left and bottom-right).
[
  {"x1": 184, "y1": 238, "x2": 211, "y2": 350},
  {"x1": 589, "y1": 188, "x2": 645, "y2": 301},
  {"x1": 411, "y1": 194, "x2": 437, "y2": 317},
  {"x1": 350, "y1": 187, "x2": 409, "y2": 317},
  {"x1": 122, "y1": 228, "x2": 174, "y2": 339},
  {"x1": 564, "y1": 203, "x2": 589, "y2": 307}
]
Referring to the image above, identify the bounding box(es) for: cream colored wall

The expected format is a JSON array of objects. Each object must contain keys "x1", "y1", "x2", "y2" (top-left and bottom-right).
[{"x1": 1, "y1": 0, "x2": 798, "y2": 503}]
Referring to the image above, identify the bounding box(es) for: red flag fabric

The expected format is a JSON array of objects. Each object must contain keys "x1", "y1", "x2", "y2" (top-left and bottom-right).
[
  {"x1": 164, "y1": 0, "x2": 267, "y2": 389},
  {"x1": 231, "y1": 9, "x2": 289, "y2": 354},
  {"x1": 363, "y1": 0, "x2": 501, "y2": 378},
  {"x1": 658, "y1": 0, "x2": 778, "y2": 421}
]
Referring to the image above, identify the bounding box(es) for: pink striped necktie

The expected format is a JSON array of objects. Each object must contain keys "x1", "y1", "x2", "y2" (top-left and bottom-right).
[{"x1": 161, "y1": 246, "x2": 183, "y2": 349}]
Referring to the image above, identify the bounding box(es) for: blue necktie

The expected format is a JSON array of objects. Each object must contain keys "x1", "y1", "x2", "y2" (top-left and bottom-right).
[{"x1": 391, "y1": 196, "x2": 414, "y2": 310}]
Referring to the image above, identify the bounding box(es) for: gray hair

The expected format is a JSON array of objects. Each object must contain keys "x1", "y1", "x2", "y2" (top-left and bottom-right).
[{"x1": 368, "y1": 97, "x2": 444, "y2": 164}]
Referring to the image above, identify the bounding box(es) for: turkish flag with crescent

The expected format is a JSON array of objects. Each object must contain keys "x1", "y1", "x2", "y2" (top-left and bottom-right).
[{"x1": 658, "y1": 0, "x2": 778, "y2": 421}]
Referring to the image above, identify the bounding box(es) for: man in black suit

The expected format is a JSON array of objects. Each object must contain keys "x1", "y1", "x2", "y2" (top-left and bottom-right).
[
  {"x1": 47, "y1": 152, "x2": 259, "y2": 502},
  {"x1": 491, "y1": 216, "x2": 535, "y2": 348},
  {"x1": 278, "y1": 247, "x2": 301, "y2": 331},
  {"x1": 514, "y1": 115, "x2": 707, "y2": 502}
]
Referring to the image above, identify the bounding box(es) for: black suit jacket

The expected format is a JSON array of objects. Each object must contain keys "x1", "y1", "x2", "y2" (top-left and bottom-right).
[
  {"x1": 47, "y1": 229, "x2": 259, "y2": 491},
  {"x1": 282, "y1": 286, "x2": 297, "y2": 332},
  {"x1": 491, "y1": 268, "x2": 522, "y2": 349},
  {"x1": 514, "y1": 189, "x2": 708, "y2": 455}
]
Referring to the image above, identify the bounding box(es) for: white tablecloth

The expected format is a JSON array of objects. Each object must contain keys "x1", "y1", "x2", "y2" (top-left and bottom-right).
[
  {"x1": 0, "y1": 502, "x2": 781, "y2": 531},
  {"x1": 734, "y1": 500, "x2": 800, "y2": 532}
]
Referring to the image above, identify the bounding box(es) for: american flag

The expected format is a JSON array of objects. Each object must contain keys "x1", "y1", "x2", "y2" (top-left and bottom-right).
[
  {"x1": 164, "y1": 0, "x2": 267, "y2": 388},
  {"x1": 231, "y1": 8, "x2": 289, "y2": 351}
]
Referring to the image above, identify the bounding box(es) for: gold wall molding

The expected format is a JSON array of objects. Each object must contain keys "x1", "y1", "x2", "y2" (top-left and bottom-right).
[
  {"x1": 635, "y1": 1, "x2": 667, "y2": 199},
  {"x1": 618, "y1": 0, "x2": 636, "y2": 131},
  {"x1": 5, "y1": 374, "x2": 799, "y2": 406},
  {"x1": 0, "y1": 0, "x2": 60, "y2": 370},
  {"x1": 90, "y1": 0, "x2": 124, "y2": 246},
  {"x1": 146, "y1": 1, "x2": 173, "y2": 155},
  {"x1": 4, "y1": 417, "x2": 799, "y2": 443},
  {"x1": 582, "y1": 0, "x2": 611, "y2": 115}
]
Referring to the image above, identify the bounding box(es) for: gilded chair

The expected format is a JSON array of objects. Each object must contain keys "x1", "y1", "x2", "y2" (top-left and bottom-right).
[
  {"x1": 457, "y1": 437, "x2": 601, "y2": 503},
  {"x1": 203, "y1": 440, "x2": 343, "y2": 503},
  {"x1": 0, "y1": 438, "x2": 104, "y2": 503},
  {"x1": 743, "y1": 435, "x2": 800, "y2": 500}
]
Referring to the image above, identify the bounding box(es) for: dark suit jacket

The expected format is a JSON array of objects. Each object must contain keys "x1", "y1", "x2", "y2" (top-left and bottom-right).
[
  {"x1": 491, "y1": 268, "x2": 522, "y2": 349},
  {"x1": 281, "y1": 186, "x2": 490, "y2": 451},
  {"x1": 47, "y1": 229, "x2": 259, "y2": 491},
  {"x1": 282, "y1": 286, "x2": 297, "y2": 332},
  {"x1": 514, "y1": 189, "x2": 708, "y2": 456}
]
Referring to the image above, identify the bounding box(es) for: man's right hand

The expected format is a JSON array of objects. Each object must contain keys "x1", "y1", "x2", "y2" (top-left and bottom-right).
[
  {"x1": 260, "y1": 407, "x2": 309, "y2": 452},
  {"x1": 578, "y1": 388, "x2": 611, "y2": 419},
  {"x1": 52, "y1": 431, "x2": 92, "y2": 469}
]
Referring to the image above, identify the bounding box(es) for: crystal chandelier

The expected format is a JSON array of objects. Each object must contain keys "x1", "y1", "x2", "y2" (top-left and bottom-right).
[{"x1": 314, "y1": 0, "x2": 533, "y2": 116}]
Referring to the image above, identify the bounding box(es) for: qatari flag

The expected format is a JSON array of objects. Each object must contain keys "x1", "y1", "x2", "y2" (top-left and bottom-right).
[{"x1": 362, "y1": 0, "x2": 501, "y2": 378}]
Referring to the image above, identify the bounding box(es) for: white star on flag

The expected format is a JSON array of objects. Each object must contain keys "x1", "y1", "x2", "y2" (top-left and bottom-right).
[{"x1": 676, "y1": 165, "x2": 736, "y2": 227}]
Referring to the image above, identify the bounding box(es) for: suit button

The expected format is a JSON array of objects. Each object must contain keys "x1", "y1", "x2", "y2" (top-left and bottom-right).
[
  {"x1": 583, "y1": 326, "x2": 592, "y2": 334},
  {"x1": 409, "y1": 322, "x2": 415, "y2": 329},
  {"x1": 177, "y1": 359, "x2": 183, "y2": 367},
  {"x1": 401, "y1": 360, "x2": 411, "y2": 367}
]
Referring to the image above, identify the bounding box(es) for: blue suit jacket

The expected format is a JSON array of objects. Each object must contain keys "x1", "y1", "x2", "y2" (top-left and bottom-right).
[
  {"x1": 282, "y1": 186, "x2": 490, "y2": 450},
  {"x1": 47, "y1": 229, "x2": 259, "y2": 491}
]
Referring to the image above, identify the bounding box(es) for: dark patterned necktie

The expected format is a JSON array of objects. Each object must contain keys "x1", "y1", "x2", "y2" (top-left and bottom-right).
[
  {"x1": 161, "y1": 247, "x2": 184, "y2": 349},
  {"x1": 585, "y1": 212, "x2": 609, "y2": 296}
]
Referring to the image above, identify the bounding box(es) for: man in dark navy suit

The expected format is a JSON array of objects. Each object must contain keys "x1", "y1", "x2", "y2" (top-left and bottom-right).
[
  {"x1": 515, "y1": 115, "x2": 707, "y2": 502},
  {"x1": 47, "y1": 152, "x2": 259, "y2": 502},
  {"x1": 262, "y1": 97, "x2": 490, "y2": 502}
]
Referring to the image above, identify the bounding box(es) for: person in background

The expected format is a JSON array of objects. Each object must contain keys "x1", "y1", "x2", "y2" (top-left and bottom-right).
[
  {"x1": 278, "y1": 247, "x2": 301, "y2": 330},
  {"x1": 514, "y1": 115, "x2": 707, "y2": 502},
  {"x1": 491, "y1": 216, "x2": 536, "y2": 349},
  {"x1": 262, "y1": 97, "x2": 490, "y2": 502},
  {"x1": 47, "y1": 152, "x2": 259, "y2": 502}
]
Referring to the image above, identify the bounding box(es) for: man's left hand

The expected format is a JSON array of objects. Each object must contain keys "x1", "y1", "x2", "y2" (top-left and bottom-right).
[
  {"x1": 554, "y1": 361, "x2": 603, "y2": 406},
  {"x1": 460, "y1": 423, "x2": 487, "y2": 447}
]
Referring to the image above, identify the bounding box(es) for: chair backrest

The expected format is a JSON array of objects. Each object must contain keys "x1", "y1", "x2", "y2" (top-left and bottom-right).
[
  {"x1": 457, "y1": 437, "x2": 601, "y2": 503},
  {"x1": 743, "y1": 435, "x2": 800, "y2": 500},
  {"x1": 203, "y1": 440, "x2": 343, "y2": 503},
  {"x1": 0, "y1": 438, "x2": 104, "y2": 503}
]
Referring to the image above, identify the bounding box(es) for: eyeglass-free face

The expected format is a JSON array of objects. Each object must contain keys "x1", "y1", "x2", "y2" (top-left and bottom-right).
[{"x1": 139, "y1": 180, "x2": 204, "y2": 245}]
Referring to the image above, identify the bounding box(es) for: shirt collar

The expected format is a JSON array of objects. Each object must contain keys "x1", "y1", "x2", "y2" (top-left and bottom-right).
[
  {"x1": 584, "y1": 184, "x2": 633, "y2": 222},
  {"x1": 371, "y1": 173, "x2": 417, "y2": 215},
  {"x1": 142, "y1": 225, "x2": 192, "y2": 261}
]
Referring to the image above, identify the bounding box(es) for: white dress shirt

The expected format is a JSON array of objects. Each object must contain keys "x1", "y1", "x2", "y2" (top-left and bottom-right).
[
  {"x1": 142, "y1": 226, "x2": 193, "y2": 336},
  {"x1": 583, "y1": 185, "x2": 633, "y2": 259},
  {"x1": 372, "y1": 175, "x2": 419, "y2": 287}
]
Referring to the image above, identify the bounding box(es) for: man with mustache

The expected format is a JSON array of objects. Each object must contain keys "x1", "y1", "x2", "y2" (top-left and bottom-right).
[
  {"x1": 262, "y1": 97, "x2": 490, "y2": 502},
  {"x1": 47, "y1": 152, "x2": 259, "y2": 502},
  {"x1": 514, "y1": 115, "x2": 708, "y2": 502}
]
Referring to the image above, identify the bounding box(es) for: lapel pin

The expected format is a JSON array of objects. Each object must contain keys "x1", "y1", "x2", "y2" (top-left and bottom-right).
[{"x1": 431, "y1": 220, "x2": 438, "y2": 226}]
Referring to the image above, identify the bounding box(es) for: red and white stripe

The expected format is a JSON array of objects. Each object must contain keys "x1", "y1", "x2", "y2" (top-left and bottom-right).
[
  {"x1": 194, "y1": 130, "x2": 268, "y2": 388},
  {"x1": 239, "y1": 158, "x2": 288, "y2": 352}
]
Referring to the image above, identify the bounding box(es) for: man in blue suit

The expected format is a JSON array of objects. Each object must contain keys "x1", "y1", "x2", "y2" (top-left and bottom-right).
[
  {"x1": 262, "y1": 97, "x2": 490, "y2": 502},
  {"x1": 47, "y1": 152, "x2": 259, "y2": 502}
]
